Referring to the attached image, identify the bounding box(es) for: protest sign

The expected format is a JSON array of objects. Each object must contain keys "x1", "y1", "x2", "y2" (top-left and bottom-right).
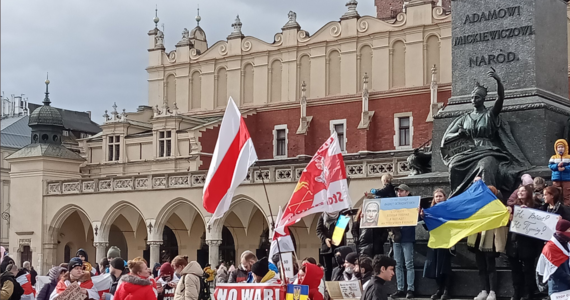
[
  {"x1": 286, "y1": 284, "x2": 309, "y2": 300},
  {"x1": 332, "y1": 215, "x2": 350, "y2": 246},
  {"x1": 361, "y1": 197, "x2": 420, "y2": 228},
  {"x1": 510, "y1": 206, "x2": 559, "y2": 241},
  {"x1": 54, "y1": 282, "x2": 85, "y2": 300},
  {"x1": 35, "y1": 275, "x2": 50, "y2": 295},
  {"x1": 281, "y1": 252, "x2": 295, "y2": 280},
  {"x1": 550, "y1": 290, "x2": 570, "y2": 300},
  {"x1": 214, "y1": 283, "x2": 283, "y2": 300},
  {"x1": 325, "y1": 281, "x2": 362, "y2": 300}
]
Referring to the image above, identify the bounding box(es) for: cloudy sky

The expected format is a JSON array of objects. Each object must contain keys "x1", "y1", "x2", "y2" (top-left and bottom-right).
[{"x1": 1, "y1": 0, "x2": 376, "y2": 124}]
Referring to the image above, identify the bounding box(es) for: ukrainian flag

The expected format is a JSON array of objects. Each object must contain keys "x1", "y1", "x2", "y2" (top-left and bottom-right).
[
  {"x1": 424, "y1": 180, "x2": 509, "y2": 249},
  {"x1": 286, "y1": 284, "x2": 309, "y2": 300}
]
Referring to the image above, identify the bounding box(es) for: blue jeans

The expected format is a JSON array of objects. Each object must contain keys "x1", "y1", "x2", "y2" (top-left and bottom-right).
[{"x1": 394, "y1": 242, "x2": 415, "y2": 291}]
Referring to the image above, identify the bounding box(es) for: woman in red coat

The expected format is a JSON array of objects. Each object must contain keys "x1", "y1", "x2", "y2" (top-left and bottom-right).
[
  {"x1": 114, "y1": 259, "x2": 157, "y2": 300},
  {"x1": 299, "y1": 262, "x2": 324, "y2": 300}
]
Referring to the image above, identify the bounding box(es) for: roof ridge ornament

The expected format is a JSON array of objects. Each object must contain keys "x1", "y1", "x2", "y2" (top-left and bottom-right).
[
  {"x1": 43, "y1": 73, "x2": 51, "y2": 106},
  {"x1": 227, "y1": 15, "x2": 244, "y2": 39},
  {"x1": 341, "y1": 0, "x2": 360, "y2": 20},
  {"x1": 282, "y1": 11, "x2": 301, "y2": 30}
]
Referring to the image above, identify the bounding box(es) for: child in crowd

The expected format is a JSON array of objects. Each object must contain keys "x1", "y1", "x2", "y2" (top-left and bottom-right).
[{"x1": 549, "y1": 139, "x2": 570, "y2": 205}]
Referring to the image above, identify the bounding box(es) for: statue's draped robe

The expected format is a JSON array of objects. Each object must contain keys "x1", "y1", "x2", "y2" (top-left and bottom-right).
[{"x1": 442, "y1": 109, "x2": 531, "y2": 197}]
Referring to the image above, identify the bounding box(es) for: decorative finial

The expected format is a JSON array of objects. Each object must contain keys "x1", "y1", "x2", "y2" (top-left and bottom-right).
[
  {"x1": 228, "y1": 15, "x2": 244, "y2": 39},
  {"x1": 196, "y1": 5, "x2": 201, "y2": 26},
  {"x1": 43, "y1": 73, "x2": 51, "y2": 106},
  {"x1": 341, "y1": 0, "x2": 360, "y2": 20},
  {"x1": 154, "y1": 5, "x2": 159, "y2": 28}
]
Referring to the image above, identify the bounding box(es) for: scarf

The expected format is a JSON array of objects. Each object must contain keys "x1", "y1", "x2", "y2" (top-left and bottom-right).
[
  {"x1": 323, "y1": 212, "x2": 339, "y2": 223},
  {"x1": 260, "y1": 270, "x2": 276, "y2": 283},
  {"x1": 467, "y1": 226, "x2": 508, "y2": 253}
]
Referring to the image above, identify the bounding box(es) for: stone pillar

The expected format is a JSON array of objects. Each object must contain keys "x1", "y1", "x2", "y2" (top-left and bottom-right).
[
  {"x1": 148, "y1": 241, "x2": 162, "y2": 267},
  {"x1": 94, "y1": 242, "x2": 108, "y2": 264},
  {"x1": 206, "y1": 240, "x2": 222, "y2": 266}
]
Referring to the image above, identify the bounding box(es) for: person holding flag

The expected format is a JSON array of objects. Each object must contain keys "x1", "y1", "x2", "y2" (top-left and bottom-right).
[{"x1": 272, "y1": 132, "x2": 352, "y2": 281}]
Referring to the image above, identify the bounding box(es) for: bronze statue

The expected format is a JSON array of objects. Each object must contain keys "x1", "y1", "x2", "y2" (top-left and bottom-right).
[{"x1": 441, "y1": 68, "x2": 531, "y2": 196}]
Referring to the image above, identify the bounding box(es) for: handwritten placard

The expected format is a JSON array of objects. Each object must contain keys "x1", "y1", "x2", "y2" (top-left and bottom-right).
[
  {"x1": 281, "y1": 252, "x2": 294, "y2": 280},
  {"x1": 338, "y1": 281, "x2": 362, "y2": 299},
  {"x1": 550, "y1": 290, "x2": 570, "y2": 300},
  {"x1": 510, "y1": 206, "x2": 559, "y2": 241},
  {"x1": 361, "y1": 197, "x2": 420, "y2": 228},
  {"x1": 54, "y1": 282, "x2": 85, "y2": 300}
]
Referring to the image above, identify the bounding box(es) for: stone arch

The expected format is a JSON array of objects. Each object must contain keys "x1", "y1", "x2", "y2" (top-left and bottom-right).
[
  {"x1": 327, "y1": 49, "x2": 341, "y2": 96},
  {"x1": 358, "y1": 44, "x2": 373, "y2": 91},
  {"x1": 154, "y1": 198, "x2": 206, "y2": 241},
  {"x1": 270, "y1": 59, "x2": 282, "y2": 103},
  {"x1": 216, "y1": 67, "x2": 228, "y2": 108},
  {"x1": 99, "y1": 201, "x2": 146, "y2": 241},
  {"x1": 47, "y1": 205, "x2": 94, "y2": 268},
  {"x1": 424, "y1": 35, "x2": 440, "y2": 85},
  {"x1": 391, "y1": 40, "x2": 406, "y2": 88},
  {"x1": 190, "y1": 70, "x2": 201, "y2": 110},
  {"x1": 242, "y1": 63, "x2": 254, "y2": 105},
  {"x1": 100, "y1": 201, "x2": 147, "y2": 260},
  {"x1": 298, "y1": 54, "x2": 311, "y2": 98},
  {"x1": 48, "y1": 204, "x2": 93, "y2": 244}
]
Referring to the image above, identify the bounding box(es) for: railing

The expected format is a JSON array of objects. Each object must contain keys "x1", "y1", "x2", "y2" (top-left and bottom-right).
[{"x1": 45, "y1": 157, "x2": 410, "y2": 195}]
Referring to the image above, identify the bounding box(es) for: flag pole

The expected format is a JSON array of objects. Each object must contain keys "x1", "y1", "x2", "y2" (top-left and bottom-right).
[{"x1": 257, "y1": 165, "x2": 289, "y2": 284}]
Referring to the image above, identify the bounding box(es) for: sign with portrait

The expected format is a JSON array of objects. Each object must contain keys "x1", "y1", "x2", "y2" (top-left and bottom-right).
[{"x1": 361, "y1": 197, "x2": 421, "y2": 228}]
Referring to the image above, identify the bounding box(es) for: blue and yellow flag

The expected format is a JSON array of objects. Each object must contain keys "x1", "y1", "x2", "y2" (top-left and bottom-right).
[
  {"x1": 332, "y1": 215, "x2": 351, "y2": 246},
  {"x1": 424, "y1": 180, "x2": 509, "y2": 249},
  {"x1": 286, "y1": 284, "x2": 309, "y2": 300}
]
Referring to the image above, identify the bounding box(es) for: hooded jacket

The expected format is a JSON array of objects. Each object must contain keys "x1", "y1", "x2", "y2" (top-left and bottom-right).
[
  {"x1": 550, "y1": 139, "x2": 570, "y2": 181},
  {"x1": 331, "y1": 247, "x2": 353, "y2": 281},
  {"x1": 300, "y1": 263, "x2": 324, "y2": 300},
  {"x1": 174, "y1": 262, "x2": 203, "y2": 300},
  {"x1": 1, "y1": 270, "x2": 24, "y2": 300},
  {"x1": 113, "y1": 274, "x2": 156, "y2": 300}
]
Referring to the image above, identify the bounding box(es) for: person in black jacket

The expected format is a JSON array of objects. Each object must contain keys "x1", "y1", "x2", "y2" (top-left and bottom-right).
[
  {"x1": 0, "y1": 262, "x2": 24, "y2": 300},
  {"x1": 540, "y1": 186, "x2": 570, "y2": 221},
  {"x1": 109, "y1": 257, "x2": 127, "y2": 295},
  {"x1": 331, "y1": 247, "x2": 354, "y2": 281},
  {"x1": 361, "y1": 255, "x2": 396, "y2": 300},
  {"x1": 37, "y1": 266, "x2": 66, "y2": 300},
  {"x1": 317, "y1": 211, "x2": 350, "y2": 281},
  {"x1": 359, "y1": 256, "x2": 374, "y2": 289}
]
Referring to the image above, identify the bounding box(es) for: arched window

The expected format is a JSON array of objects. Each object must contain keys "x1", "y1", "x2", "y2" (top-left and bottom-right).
[
  {"x1": 299, "y1": 55, "x2": 310, "y2": 98},
  {"x1": 243, "y1": 64, "x2": 254, "y2": 104},
  {"x1": 359, "y1": 46, "x2": 373, "y2": 91},
  {"x1": 327, "y1": 50, "x2": 341, "y2": 96},
  {"x1": 165, "y1": 75, "x2": 176, "y2": 107},
  {"x1": 425, "y1": 36, "x2": 440, "y2": 84},
  {"x1": 191, "y1": 71, "x2": 201, "y2": 109},
  {"x1": 216, "y1": 68, "x2": 228, "y2": 108},
  {"x1": 270, "y1": 60, "x2": 282, "y2": 103},
  {"x1": 391, "y1": 41, "x2": 406, "y2": 88}
]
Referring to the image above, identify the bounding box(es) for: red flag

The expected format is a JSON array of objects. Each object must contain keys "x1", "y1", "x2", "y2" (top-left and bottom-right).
[{"x1": 275, "y1": 132, "x2": 351, "y2": 235}]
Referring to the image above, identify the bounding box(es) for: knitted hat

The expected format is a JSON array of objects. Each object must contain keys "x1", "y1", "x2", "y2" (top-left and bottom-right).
[
  {"x1": 159, "y1": 262, "x2": 174, "y2": 278},
  {"x1": 76, "y1": 248, "x2": 88, "y2": 262},
  {"x1": 557, "y1": 219, "x2": 570, "y2": 232},
  {"x1": 69, "y1": 257, "x2": 84, "y2": 270},
  {"x1": 251, "y1": 257, "x2": 269, "y2": 277},
  {"x1": 107, "y1": 246, "x2": 121, "y2": 259},
  {"x1": 110, "y1": 257, "x2": 125, "y2": 271},
  {"x1": 345, "y1": 252, "x2": 358, "y2": 265},
  {"x1": 521, "y1": 174, "x2": 533, "y2": 186},
  {"x1": 48, "y1": 266, "x2": 66, "y2": 281}
]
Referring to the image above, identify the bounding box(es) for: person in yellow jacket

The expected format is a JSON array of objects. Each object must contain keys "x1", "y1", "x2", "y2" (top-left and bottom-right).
[
  {"x1": 549, "y1": 139, "x2": 570, "y2": 205},
  {"x1": 204, "y1": 264, "x2": 215, "y2": 284}
]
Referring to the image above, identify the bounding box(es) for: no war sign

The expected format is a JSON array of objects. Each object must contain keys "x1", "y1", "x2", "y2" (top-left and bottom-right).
[{"x1": 214, "y1": 284, "x2": 284, "y2": 300}]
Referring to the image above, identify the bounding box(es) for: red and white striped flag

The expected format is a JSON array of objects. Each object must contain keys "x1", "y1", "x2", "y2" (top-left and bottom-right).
[{"x1": 203, "y1": 97, "x2": 258, "y2": 224}]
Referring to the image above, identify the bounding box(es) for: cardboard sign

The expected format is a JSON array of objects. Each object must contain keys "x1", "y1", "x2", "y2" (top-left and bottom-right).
[
  {"x1": 214, "y1": 283, "x2": 283, "y2": 300},
  {"x1": 54, "y1": 282, "x2": 85, "y2": 300},
  {"x1": 286, "y1": 284, "x2": 309, "y2": 300},
  {"x1": 281, "y1": 252, "x2": 295, "y2": 280},
  {"x1": 361, "y1": 197, "x2": 420, "y2": 228},
  {"x1": 551, "y1": 290, "x2": 570, "y2": 300},
  {"x1": 325, "y1": 281, "x2": 362, "y2": 300},
  {"x1": 332, "y1": 215, "x2": 351, "y2": 246},
  {"x1": 510, "y1": 206, "x2": 559, "y2": 241}
]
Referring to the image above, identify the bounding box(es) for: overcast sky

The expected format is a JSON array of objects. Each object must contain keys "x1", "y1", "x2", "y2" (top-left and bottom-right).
[{"x1": 1, "y1": 0, "x2": 376, "y2": 124}]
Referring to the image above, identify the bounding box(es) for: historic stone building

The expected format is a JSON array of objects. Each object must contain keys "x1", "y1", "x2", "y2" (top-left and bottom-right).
[{"x1": 4, "y1": 0, "x2": 485, "y2": 274}]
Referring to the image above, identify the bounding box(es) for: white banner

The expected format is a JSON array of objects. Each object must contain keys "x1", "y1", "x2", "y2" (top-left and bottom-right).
[
  {"x1": 551, "y1": 290, "x2": 570, "y2": 300},
  {"x1": 510, "y1": 206, "x2": 559, "y2": 241}
]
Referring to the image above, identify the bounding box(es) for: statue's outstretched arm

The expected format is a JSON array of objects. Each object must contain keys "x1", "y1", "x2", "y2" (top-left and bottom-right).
[{"x1": 489, "y1": 67, "x2": 504, "y2": 116}]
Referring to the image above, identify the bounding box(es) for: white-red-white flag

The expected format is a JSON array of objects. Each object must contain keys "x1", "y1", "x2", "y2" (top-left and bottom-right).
[
  {"x1": 203, "y1": 97, "x2": 258, "y2": 224},
  {"x1": 269, "y1": 207, "x2": 296, "y2": 263},
  {"x1": 274, "y1": 132, "x2": 351, "y2": 235}
]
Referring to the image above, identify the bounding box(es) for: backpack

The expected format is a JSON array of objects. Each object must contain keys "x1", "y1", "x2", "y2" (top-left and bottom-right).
[{"x1": 181, "y1": 272, "x2": 210, "y2": 300}]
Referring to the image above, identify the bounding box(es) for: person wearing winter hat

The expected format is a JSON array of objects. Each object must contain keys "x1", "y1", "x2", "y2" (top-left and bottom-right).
[
  {"x1": 107, "y1": 246, "x2": 121, "y2": 261},
  {"x1": 50, "y1": 257, "x2": 99, "y2": 300},
  {"x1": 76, "y1": 248, "x2": 96, "y2": 275},
  {"x1": 157, "y1": 262, "x2": 176, "y2": 300},
  {"x1": 109, "y1": 257, "x2": 127, "y2": 295},
  {"x1": 113, "y1": 259, "x2": 156, "y2": 300},
  {"x1": 298, "y1": 262, "x2": 324, "y2": 300},
  {"x1": 537, "y1": 219, "x2": 570, "y2": 298},
  {"x1": 342, "y1": 252, "x2": 359, "y2": 281},
  {"x1": 251, "y1": 257, "x2": 279, "y2": 284},
  {"x1": 37, "y1": 266, "x2": 66, "y2": 300},
  {"x1": 331, "y1": 246, "x2": 353, "y2": 281}
]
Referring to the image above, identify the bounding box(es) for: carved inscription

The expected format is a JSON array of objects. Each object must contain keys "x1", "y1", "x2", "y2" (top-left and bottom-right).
[{"x1": 463, "y1": 6, "x2": 521, "y2": 24}]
